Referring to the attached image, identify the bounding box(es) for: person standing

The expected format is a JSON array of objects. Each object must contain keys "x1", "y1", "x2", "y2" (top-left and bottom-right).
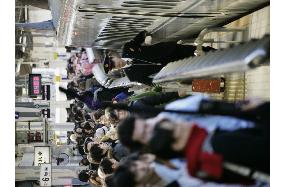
[{"x1": 108, "y1": 30, "x2": 215, "y2": 84}]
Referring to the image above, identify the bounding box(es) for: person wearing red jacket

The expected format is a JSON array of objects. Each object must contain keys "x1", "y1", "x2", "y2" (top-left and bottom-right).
[{"x1": 117, "y1": 113, "x2": 269, "y2": 184}]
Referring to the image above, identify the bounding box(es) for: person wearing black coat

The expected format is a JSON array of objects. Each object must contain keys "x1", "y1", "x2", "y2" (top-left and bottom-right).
[
  {"x1": 59, "y1": 86, "x2": 132, "y2": 110},
  {"x1": 109, "y1": 30, "x2": 215, "y2": 85}
]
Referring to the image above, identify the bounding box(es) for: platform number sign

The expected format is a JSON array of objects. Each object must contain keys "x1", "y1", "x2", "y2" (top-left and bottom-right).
[
  {"x1": 34, "y1": 146, "x2": 50, "y2": 166},
  {"x1": 40, "y1": 163, "x2": 51, "y2": 186},
  {"x1": 37, "y1": 151, "x2": 44, "y2": 164}
]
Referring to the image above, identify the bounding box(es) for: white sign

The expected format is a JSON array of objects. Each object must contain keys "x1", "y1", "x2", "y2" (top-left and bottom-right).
[
  {"x1": 34, "y1": 146, "x2": 50, "y2": 166},
  {"x1": 40, "y1": 163, "x2": 52, "y2": 186}
]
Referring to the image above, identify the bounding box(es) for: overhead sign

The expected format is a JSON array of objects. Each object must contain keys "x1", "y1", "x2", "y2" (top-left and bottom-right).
[
  {"x1": 29, "y1": 74, "x2": 42, "y2": 96},
  {"x1": 34, "y1": 146, "x2": 50, "y2": 166},
  {"x1": 192, "y1": 79, "x2": 223, "y2": 93},
  {"x1": 40, "y1": 163, "x2": 52, "y2": 186},
  {"x1": 55, "y1": 75, "x2": 61, "y2": 82},
  {"x1": 53, "y1": 52, "x2": 58, "y2": 60},
  {"x1": 42, "y1": 85, "x2": 51, "y2": 100},
  {"x1": 34, "y1": 101, "x2": 50, "y2": 109}
]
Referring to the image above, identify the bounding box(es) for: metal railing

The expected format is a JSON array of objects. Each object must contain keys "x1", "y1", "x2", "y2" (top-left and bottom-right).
[
  {"x1": 194, "y1": 27, "x2": 247, "y2": 56},
  {"x1": 153, "y1": 35, "x2": 269, "y2": 83}
]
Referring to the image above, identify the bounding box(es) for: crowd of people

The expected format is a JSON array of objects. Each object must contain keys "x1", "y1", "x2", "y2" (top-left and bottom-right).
[{"x1": 62, "y1": 31, "x2": 270, "y2": 187}]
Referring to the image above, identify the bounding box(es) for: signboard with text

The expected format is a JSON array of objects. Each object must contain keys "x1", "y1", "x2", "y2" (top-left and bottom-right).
[
  {"x1": 42, "y1": 85, "x2": 51, "y2": 100},
  {"x1": 29, "y1": 74, "x2": 42, "y2": 96},
  {"x1": 34, "y1": 146, "x2": 50, "y2": 166},
  {"x1": 40, "y1": 163, "x2": 52, "y2": 186},
  {"x1": 192, "y1": 79, "x2": 223, "y2": 93},
  {"x1": 55, "y1": 75, "x2": 61, "y2": 82}
]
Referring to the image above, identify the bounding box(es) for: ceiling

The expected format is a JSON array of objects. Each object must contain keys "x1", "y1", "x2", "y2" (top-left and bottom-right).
[{"x1": 57, "y1": 0, "x2": 269, "y2": 49}]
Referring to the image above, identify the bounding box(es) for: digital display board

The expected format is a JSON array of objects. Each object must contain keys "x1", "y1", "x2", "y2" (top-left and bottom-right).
[{"x1": 29, "y1": 74, "x2": 42, "y2": 96}]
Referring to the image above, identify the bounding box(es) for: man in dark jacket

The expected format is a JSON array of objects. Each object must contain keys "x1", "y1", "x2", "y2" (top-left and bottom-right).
[
  {"x1": 108, "y1": 30, "x2": 215, "y2": 85},
  {"x1": 59, "y1": 87, "x2": 132, "y2": 110}
]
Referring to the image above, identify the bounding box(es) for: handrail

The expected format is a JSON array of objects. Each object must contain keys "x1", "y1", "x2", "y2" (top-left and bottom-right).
[
  {"x1": 194, "y1": 27, "x2": 247, "y2": 56},
  {"x1": 154, "y1": 36, "x2": 269, "y2": 83}
]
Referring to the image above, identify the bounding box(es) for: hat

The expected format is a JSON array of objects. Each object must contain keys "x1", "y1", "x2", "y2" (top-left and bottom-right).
[
  {"x1": 103, "y1": 55, "x2": 114, "y2": 73},
  {"x1": 67, "y1": 63, "x2": 73, "y2": 69},
  {"x1": 95, "y1": 126, "x2": 109, "y2": 139},
  {"x1": 70, "y1": 134, "x2": 77, "y2": 143}
]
